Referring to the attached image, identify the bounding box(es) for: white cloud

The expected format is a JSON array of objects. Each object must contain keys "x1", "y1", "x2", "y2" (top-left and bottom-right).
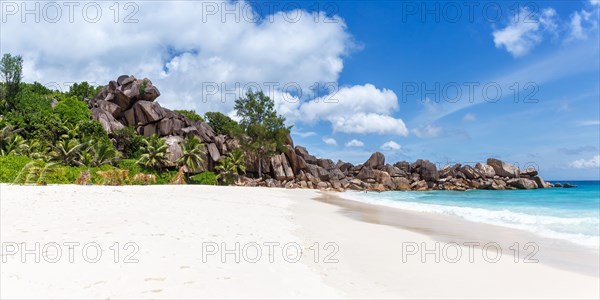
[
  {"x1": 413, "y1": 124, "x2": 442, "y2": 138},
  {"x1": 578, "y1": 120, "x2": 600, "y2": 126},
  {"x1": 492, "y1": 7, "x2": 557, "y2": 57},
  {"x1": 292, "y1": 130, "x2": 317, "y2": 138},
  {"x1": 300, "y1": 84, "x2": 408, "y2": 135},
  {"x1": 591, "y1": 0, "x2": 600, "y2": 7},
  {"x1": 345, "y1": 139, "x2": 364, "y2": 147},
  {"x1": 569, "y1": 155, "x2": 600, "y2": 168},
  {"x1": 463, "y1": 113, "x2": 476, "y2": 122},
  {"x1": 380, "y1": 140, "x2": 401, "y2": 151},
  {"x1": 322, "y1": 137, "x2": 337, "y2": 146},
  {"x1": 1, "y1": 0, "x2": 351, "y2": 116},
  {"x1": 2, "y1": 1, "x2": 412, "y2": 136}
]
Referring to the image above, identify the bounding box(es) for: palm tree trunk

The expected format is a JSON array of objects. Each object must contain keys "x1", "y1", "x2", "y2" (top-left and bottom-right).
[{"x1": 258, "y1": 156, "x2": 262, "y2": 178}]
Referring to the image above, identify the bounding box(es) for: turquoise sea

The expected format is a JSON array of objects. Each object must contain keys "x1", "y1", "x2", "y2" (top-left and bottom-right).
[{"x1": 343, "y1": 181, "x2": 600, "y2": 249}]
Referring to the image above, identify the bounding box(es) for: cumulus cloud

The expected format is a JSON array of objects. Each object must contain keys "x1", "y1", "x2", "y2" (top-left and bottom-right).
[
  {"x1": 322, "y1": 137, "x2": 337, "y2": 146},
  {"x1": 2, "y1": 1, "x2": 410, "y2": 136},
  {"x1": 300, "y1": 84, "x2": 408, "y2": 135},
  {"x1": 292, "y1": 130, "x2": 317, "y2": 138},
  {"x1": 492, "y1": 7, "x2": 558, "y2": 57},
  {"x1": 1, "y1": 0, "x2": 350, "y2": 113},
  {"x1": 463, "y1": 113, "x2": 476, "y2": 122},
  {"x1": 380, "y1": 140, "x2": 401, "y2": 151},
  {"x1": 567, "y1": 2, "x2": 600, "y2": 41},
  {"x1": 413, "y1": 124, "x2": 442, "y2": 138},
  {"x1": 345, "y1": 139, "x2": 364, "y2": 147},
  {"x1": 569, "y1": 155, "x2": 600, "y2": 168}
]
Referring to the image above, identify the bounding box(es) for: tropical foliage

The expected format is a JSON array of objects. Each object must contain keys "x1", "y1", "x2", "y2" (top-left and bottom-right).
[{"x1": 136, "y1": 134, "x2": 169, "y2": 170}]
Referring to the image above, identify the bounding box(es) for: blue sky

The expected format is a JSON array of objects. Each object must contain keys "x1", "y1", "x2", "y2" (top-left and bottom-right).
[{"x1": 1, "y1": 0, "x2": 599, "y2": 179}]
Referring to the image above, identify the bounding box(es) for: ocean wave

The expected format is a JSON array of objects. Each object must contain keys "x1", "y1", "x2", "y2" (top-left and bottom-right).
[{"x1": 342, "y1": 191, "x2": 600, "y2": 249}]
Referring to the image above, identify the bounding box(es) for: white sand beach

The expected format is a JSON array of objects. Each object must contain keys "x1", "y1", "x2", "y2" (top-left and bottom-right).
[{"x1": 1, "y1": 184, "x2": 598, "y2": 299}]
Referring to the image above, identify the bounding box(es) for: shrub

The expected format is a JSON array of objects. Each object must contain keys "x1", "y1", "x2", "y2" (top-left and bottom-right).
[
  {"x1": 204, "y1": 111, "x2": 240, "y2": 136},
  {"x1": 53, "y1": 96, "x2": 91, "y2": 126},
  {"x1": 111, "y1": 127, "x2": 145, "y2": 159},
  {"x1": 0, "y1": 155, "x2": 31, "y2": 182},
  {"x1": 190, "y1": 171, "x2": 218, "y2": 185},
  {"x1": 175, "y1": 109, "x2": 204, "y2": 122}
]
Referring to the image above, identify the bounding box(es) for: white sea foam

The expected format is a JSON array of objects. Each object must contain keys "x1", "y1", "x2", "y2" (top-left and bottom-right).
[{"x1": 342, "y1": 191, "x2": 600, "y2": 249}]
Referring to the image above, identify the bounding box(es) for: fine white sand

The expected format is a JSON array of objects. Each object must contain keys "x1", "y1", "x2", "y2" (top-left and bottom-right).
[{"x1": 1, "y1": 184, "x2": 598, "y2": 299}]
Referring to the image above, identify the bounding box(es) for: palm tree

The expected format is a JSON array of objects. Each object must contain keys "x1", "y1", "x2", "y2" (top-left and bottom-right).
[
  {"x1": 0, "y1": 124, "x2": 26, "y2": 156},
  {"x1": 93, "y1": 140, "x2": 120, "y2": 166},
  {"x1": 13, "y1": 160, "x2": 56, "y2": 185},
  {"x1": 25, "y1": 139, "x2": 49, "y2": 160},
  {"x1": 1, "y1": 134, "x2": 28, "y2": 156},
  {"x1": 50, "y1": 138, "x2": 86, "y2": 166},
  {"x1": 215, "y1": 148, "x2": 246, "y2": 185},
  {"x1": 176, "y1": 135, "x2": 205, "y2": 174},
  {"x1": 215, "y1": 157, "x2": 237, "y2": 185},
  {"x1": 137, "y1": 134, "x2": 169, "y2": 170}
]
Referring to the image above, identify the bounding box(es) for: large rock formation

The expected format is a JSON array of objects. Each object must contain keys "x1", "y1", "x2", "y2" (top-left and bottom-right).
[
  {"x1": 90, "y1": 75, "x2": 235, "y2": 169},
  {"x1": 89, "y1": 75, "x2": 557, "y2": 192},
  {"x1": 487, "y1": 158, "x2": 520, "y2": 178}
]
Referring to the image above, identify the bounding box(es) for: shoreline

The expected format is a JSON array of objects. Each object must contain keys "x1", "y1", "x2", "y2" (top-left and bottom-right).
[
  {"x1": 1, "y1": 184, "x2": 599, "y2": 298},
  {"x1": 315, "y1": 190, "x2": 599, "y2": 277}
]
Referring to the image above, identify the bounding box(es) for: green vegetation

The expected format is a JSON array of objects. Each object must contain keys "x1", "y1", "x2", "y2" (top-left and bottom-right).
[
  {"x1": 68, "y1": 82, "x2": 101, "y2": 101},
  {"x1": 53, "y1": 96, "x2": 91, "y2": 126},
  {"x1": 204, "y1": 111, "x2": 241, "y2": 136},
  {"x1": 175, "y1": 109, "x2": 204, "y2": 122},
  {"x1": 215, "y1": 148, "x2": 246, "y2": 184},
  {"x1": 111, "y1": 126, "x2": 145, "y2": 159},
  {"x1": 0, "y1": 53, "x2": 293, "y2": 186},
  {"x1": 234, "y1": 90, "x2": 290, "y2": 178},
  {"x1": 136, "y1": 134, "x2": 169, "y2": 170},
  {"x1": 177, "y1": 135, "x2": 205, "y2": 174},
  {"x1": 190, "y1": 171, "x2": 218, "y2": 185},
  {"x1": 0, "y1": 53, "x2": 23, "y2": 110}
]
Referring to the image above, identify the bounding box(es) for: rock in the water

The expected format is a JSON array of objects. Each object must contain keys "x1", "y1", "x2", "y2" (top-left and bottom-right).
[
  {"x1": 563, "y1": 183, "x2": 577, "y2": 188},
  {"x1": 394, "y1": 161, "x2": 411, "y2": 173},
  {"x1": 411, "y1": 159, "x2": 439, "y2": 182},
  {"x1": 439, "y1": 163, "x2": 461, "y2": 178},
  {"x1": 364, "y1": 152, "x2": 385, "y2": 169},
  {"x1": 356, "y1": 166, "x2": 375, "y2": 181},
  {"x1": 521, "y1": 167, "x2": 538, "y2": 177},
  {"x1": 460, "y1": 165, "x2": 481, "y2": 180},
  {"x1": 533, "y1": 176, "x2": 552, "y2": 188},
  {"x1": 373, "y1": 169, "x2": 394, "y2": 189},
  {"x1": 487, "y1": 158, "x2": 520, "y2": 178},
  {"x1": 392, "y1": 177, "x2": 411, "y2": 190},
  {"x1": 507, "y1": 178, "x2": 538, "y2": 189},
  {"x1": 475, "y1": 163, "x2": 496, "y2": 178},
  {"x1": 411, "y1": 180, "x2": 428, "y2": 191}
]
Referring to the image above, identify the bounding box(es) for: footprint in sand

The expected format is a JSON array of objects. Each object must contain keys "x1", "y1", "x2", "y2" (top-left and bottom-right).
[
  {"x1": 184, "y1": 281, "x2": 195, "y2": 285},
  {"x1": 180, "y1": 266, "x2": 190, "y2": 269},
  {"x1": 142, "y1": 289, "x2": 163, "y2": 293},
  {"x1": 144, "y1": 278, "x2": 166, "y2": 282}
]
